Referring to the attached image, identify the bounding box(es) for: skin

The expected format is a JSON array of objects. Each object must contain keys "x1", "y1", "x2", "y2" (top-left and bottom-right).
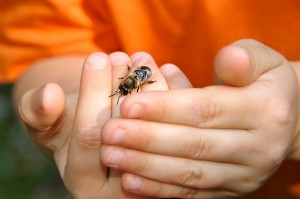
[
  {"x1": 14, "y1": 51, "x2": 171, "y2": 199},
  {"x1": 14, "y1": 39, "x2": 300, "y2": 198},
  {"x1": 100, "y1": 39, "x2": 300, "y2": 198}
]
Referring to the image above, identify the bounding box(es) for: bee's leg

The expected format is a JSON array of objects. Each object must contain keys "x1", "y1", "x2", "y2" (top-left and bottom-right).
[
  {"x1": 147, "y1": 80, "x2": 157, "y2": 84},
  {"x1": 109, "y1": 91, "x2": 119, "y2": 97},
  {"x1": 142, "y1": 80, "x2": 157, "y2": 86},
  {"x1": 126, "y1": 65, "x2": 131, "y2": 71},
  {"x1": 118, "y1": 65, "x2": 131, "y2": 79},
  {"x1": 117, "y1": 95, "x2": 121, "y2": 105},
  {"x1": 137, "y1": 86, "x2": 140, "y2": 93}
]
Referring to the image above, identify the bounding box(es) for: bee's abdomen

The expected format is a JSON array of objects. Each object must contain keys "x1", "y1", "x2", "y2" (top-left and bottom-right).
[{"x1": 134, "y1": 67, "x2": 152, "y2": 81}]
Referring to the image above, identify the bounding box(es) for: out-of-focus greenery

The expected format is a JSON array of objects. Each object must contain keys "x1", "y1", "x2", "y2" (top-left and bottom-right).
[{"x1": 0, "y1": 85, "x2": 70, "y2": 199}]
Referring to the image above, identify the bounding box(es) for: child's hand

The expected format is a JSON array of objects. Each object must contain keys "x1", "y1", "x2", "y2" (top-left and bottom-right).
[
  {"x1": 101, "y1": 39, "x2": 300, "y2": 198},
  {"x1": 17, "y1": 51, "x2": 172, "y2": 198}
]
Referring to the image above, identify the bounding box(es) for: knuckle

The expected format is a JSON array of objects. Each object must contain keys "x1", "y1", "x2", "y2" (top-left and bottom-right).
[
  {"x1": 151, "y1": 181, "x2": 164, "y2": 196},
  {"x1": 268, "y1": 97, "x2": 293, "y2": 126},
  {"x1": 140, "y1": 131, "x2": 151, "y2": 151},
  {"x1": 75, "y1": 127, "x2": 101, "y2": 149},
  {"x1": 183, "y1": 135, "x2": 208, "y2": 159},
  {"x1": 191, "y1": 97, "x2": 219, "y2": 127},
  {"x1": 177, "y1": 162, "x2": 202, "y2": 188},
  {"x1": 259, "y1": 85, "x2": 294, "y2": 127},
  {"x1": 261, "y1": 146, "x2": 285, "y2": 169},
  {"x1": 178, "y1": 187, "x2": 198, "y2": 199},
  {"x1": 247, "y1": 140, "x2": 284, "y2": 176},
  {"x1": 236, "y1": 171, "x2": 267, "y2": 195}
]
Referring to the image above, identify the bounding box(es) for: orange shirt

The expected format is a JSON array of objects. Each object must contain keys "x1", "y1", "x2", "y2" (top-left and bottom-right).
[
  {"x1": 1, "y1": 0, "x2": 300, "y2": 86},
  {"x1": 1, "y1": 0, "x2": 300, "y2": 198}
]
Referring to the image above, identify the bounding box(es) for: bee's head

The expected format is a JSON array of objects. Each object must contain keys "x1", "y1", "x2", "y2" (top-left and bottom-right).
[{"x1": 119, "y1": 84, "x2": 129, "y2": 95}]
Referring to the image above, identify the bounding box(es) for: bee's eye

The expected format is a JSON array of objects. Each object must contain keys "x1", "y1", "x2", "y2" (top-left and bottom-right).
[
  {"x1": 119, "y1": 85, "x2": 128, "y2": 95},
  {"x1": 123, "y1": 88, "x2": 128, "y2": 95}
]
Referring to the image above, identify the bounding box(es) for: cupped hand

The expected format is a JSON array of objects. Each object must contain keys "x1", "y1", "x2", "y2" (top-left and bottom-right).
[
  {"x1": 17, "y1": 51, "x2": 172, "y2": 199},
  {"x1": 101, "y1": 39, "x2": 300, "y2": 198}
]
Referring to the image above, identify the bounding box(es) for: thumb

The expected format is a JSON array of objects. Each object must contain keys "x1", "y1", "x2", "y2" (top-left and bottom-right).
[
  {"x1": 18, "y1": 83, "x2": 65, "y2": 148},
  {"x1": 214, "y1": 39, "x2": 284, "y2": 86}
]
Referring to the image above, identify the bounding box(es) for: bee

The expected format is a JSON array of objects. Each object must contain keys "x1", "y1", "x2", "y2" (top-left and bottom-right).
[{"x1": 109, "y1": 65, "x2": 156, "y2": 104}]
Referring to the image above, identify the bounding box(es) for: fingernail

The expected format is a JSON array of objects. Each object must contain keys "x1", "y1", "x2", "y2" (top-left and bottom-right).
[
  {"x1": 128, "y1": 175, "x2": 143, "y2": 191},
  {"x1": 110, "y1": 128, "x2": 126, "y2": 144},
  {"x1": 110, "y1": 52, "x2": 130, "y2": 66},
  {"x1": 105, "y1": 148, "x2": 124, "y2": 167},
  {"x1": 127, "y1": 103, "x2": 143, "y2": 118},
  {"x1": 160, "y1": 64, "x2": 192, "y2": 88},
  {"x1": 160, "y1": 64, "x2": 179, "y2": 78},
  {"x1": 131, "y1": 52, "x2": 155, "y2": 66},
  {"x1": 87, "y1": 52, "x2": 108, "y2": 69}
]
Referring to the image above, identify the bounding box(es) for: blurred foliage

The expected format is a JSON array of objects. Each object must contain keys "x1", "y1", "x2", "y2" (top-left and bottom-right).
[{"x1": 0, "y1": 84, "x2": 70, "y2": 199}]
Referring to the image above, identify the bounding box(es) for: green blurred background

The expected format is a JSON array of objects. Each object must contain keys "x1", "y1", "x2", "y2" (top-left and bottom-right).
[{"x1": 0, "y1": 84, "x2": 70, "y2": 199}]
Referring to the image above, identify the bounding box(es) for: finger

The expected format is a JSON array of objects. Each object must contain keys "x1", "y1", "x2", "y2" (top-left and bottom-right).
[
  {"x1": 109, "y1": 52, "x2": 132, "y2": 109},
  {"x1": 107, "y1": 51, "x2": 136, "y2": 196},
  {"x1": 130, "y1": 51, "x2": 169, "y2": 92},
  {"x1": 160, "y1": 64, "x2": 193, "y2": 89},
  {"x1": 112, "y1": 51, "x2": 169, "y2": 113},
  {"x1": 101, "y1": 146, "x2": 252, "y2": 192},
  {"x1": 214, "y1": 39, "x2": 284, "y2": 86},
  {"x1": 110, "y1": 52, "x2": 168, "y2": 109},
  {"x1": 18, "y1": 83, "x2": 65, "y2": 149},
  {"x1": 109, "y1": 52, "x2": 170, "y2": 197},
  {"x1": 64, "y1": 52, "x2": 111, "y2": 196},
  {"x1": 122, "y1": 173, "x2": 237, "y2": 198},
  {"x1": 120, "y1": 86, "x2": 262, "y2": 129},
  {"x1": 101, "y1": 118, "x2": 256, "y2": 164}
]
